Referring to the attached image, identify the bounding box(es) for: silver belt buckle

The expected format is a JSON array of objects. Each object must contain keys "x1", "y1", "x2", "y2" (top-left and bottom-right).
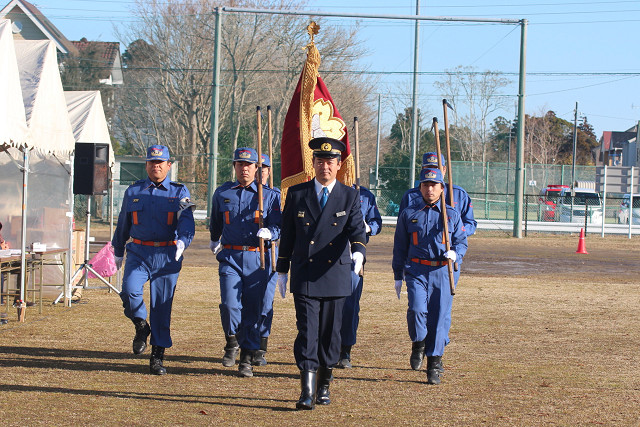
[
  {"x1": 154, "y1": 242, "x2": 160, "y2": 247},
  {"x1": 242, "y1": 245, "x2": 249, "y2": 251}
]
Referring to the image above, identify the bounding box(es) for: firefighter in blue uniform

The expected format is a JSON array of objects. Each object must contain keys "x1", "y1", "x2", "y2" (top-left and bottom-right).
[
  {"x1": 209, "y1": 147, "x2": 281, "y2": 377},
  {"x1": 336, "y1": 185, "x2": 382, "y2": 369},
  {"x1": 252, "y1": 153, "x2": 281, "y2": 366},
  {"x1": 399, "y1": 152, "x2": 476, "y2": 236},
  {"x1": 112, "y1": 144, "x2": 195, "y2": 375},
  {"x1": 392, "y1": 168, "x2": 467, "y2": 385},
  {"x1": 398, "y1": 152, "x2": 476, "y2": 371},
  {"x1": 276, "y1": 137, "x2": 366, "y2": 410}
]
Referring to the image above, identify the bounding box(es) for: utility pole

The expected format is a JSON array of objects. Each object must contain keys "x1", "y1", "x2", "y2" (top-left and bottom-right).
[
  {"x1": 409, "y1": 0, "x2": 420, "y2": 188},
  {"x1": 570, "y1": 101, "x2": 578, "y2": 222}
]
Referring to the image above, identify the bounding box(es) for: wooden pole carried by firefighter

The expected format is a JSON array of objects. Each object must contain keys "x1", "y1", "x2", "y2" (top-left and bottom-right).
[
  {"x1": 256, "y1": 106, "x2": 265, "y2": 270},
  {"x1": 267, "y1": 105, "x2": 277, "y2": 271},
  {"x1": 442, "y1": 99, "x2": 459, "y2": 273},
  {"x1": 432, "y1": 117, "x2": 456, "y2": 295}
]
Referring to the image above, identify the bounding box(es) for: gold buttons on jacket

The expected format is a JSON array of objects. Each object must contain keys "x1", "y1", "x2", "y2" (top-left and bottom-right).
[
  {"x1": 310, "y1": 241, "x2": 315, "y2": 245},
  {"x1": 309, "y1": 258, "x2": 313, "y2": 262}
]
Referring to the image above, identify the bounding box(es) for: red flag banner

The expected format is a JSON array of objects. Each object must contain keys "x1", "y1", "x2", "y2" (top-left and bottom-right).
[{"x1": 280, "y1": 22, "x2": 355, "y2": 202}]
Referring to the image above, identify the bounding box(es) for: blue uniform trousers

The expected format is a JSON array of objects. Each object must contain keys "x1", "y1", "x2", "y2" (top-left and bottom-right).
[
  {"x1": 217, "y1": 249, "x2": 271, "y2": 350},
  {"x1": 120, "y1": 244, "x2": 182, "y2": 349},
  {"x1": 405, "y1": 262, "x2": 453, "y2": 356},
  {"x1": 293, "y1": 294, "x2": 346, "y2": 371},
  {"x1": 340, "y1": 270, "x2": 363, "y2": 347},
  {"x1": 259, "y1": 269, "x2": 277, "y2": 338}
]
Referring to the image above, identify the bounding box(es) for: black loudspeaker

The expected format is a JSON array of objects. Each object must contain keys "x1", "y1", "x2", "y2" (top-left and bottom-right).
[{"x1": 73, "y1": 142, "x2": 109, "y2": 195}]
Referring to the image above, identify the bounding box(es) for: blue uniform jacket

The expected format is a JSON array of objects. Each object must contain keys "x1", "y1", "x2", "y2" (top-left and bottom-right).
[
  {"x1": 355, "y1": 185, "x2": 382, "y2": 243},
  {"x1": 399, "y1": 184, "x2": 476, "y2": 236},
  {"x1": 112, "y1": 176, "x2": 195, "y2": 257},
  {"x1": 392, "y1": 200, "x2": 468, "y2": 281},
  {"x1": 209, "y1": 181, "x2": 281, "y2": 246}
]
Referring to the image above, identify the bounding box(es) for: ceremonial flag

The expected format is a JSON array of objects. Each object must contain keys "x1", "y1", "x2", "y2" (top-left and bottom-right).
[{"x1": 280, "y1": 22, "x2": 355, "y2": 201}]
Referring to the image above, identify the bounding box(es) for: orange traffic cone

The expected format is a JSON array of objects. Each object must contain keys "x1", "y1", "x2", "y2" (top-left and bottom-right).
[{"x1": 576, "y1": 228, "x2": 588, "y2": 254}]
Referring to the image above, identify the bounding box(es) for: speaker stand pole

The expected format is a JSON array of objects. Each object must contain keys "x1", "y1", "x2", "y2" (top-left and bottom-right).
[{"x1": 56, "y1": 195, "x2": 120, "y2": 303}]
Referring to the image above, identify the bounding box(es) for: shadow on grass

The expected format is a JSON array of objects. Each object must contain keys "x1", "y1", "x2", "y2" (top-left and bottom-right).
[{"x1": 0, "y1": 383, "x2": 298, "y2": 411}]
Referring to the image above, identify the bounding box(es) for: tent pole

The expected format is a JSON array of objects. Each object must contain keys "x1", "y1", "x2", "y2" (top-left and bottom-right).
[{"x1": 18, "y1": 147, "x2": 30, "y2": 321}]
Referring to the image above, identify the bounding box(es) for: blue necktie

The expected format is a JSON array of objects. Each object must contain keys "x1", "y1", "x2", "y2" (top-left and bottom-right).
[{"x1": 320, "y1": 187, "x2": 329, "y2": 209}]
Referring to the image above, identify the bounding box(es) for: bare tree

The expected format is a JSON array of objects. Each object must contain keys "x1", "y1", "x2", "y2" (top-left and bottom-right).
[{"x1": 434, "y1": 65, "x2": 511, "y2": 162}]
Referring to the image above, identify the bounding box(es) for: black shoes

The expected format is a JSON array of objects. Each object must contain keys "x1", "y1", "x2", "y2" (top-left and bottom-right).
[
  {"x1": 296, "y1": 370, "x2": 317, "y2": 410},
  {"x1": 316, "y1": 366, "x2": 333, "y2": 405},
  {"x1": 222, "y1": 335, "x2": 239, "y2": 367},
  {"x1": 132, "y1": 318, "x2": 151, "y2": 355},
  {"x1": 252, "y1": 337, "x2": 268, "y2": 366},
  {"x1": 410, "y1": 340, "x2": 426, "y2": 370},
  {"x1": 238, "y1": 349, "x2": 254, "y2": 378},
  {"x1": 426, "y1": 356, "x2": 442, "y2": 385},
  {"x1": 149, "y1": 345, "x2": 167, "y2": 375},
  {"x1": 336, "y1": 346, "x2": 352, "y2": 369}
]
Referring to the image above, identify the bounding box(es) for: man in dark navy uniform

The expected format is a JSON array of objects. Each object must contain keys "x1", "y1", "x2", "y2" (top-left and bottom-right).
[
  {"x1": 112, "y1": 144, "x2": 195, "y2": 375},
  {"x1": 276, "y1": 137, "x2": 366, "y2": 410},
  {"x1": 209, "y1": 147, "x2": 281, "y2": 377}
]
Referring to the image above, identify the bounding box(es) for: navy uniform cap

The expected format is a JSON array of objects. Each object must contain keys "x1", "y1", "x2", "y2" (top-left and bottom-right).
[
  {"x1": 420, "y1": 168, "x2": 444, "y2": 185},
  {"x1": 309, "y1": 137, "x2": 345, "y2": 159},
  {"x1": 261, "y1": 154, "x2": 271, "y2": 167},
  {"x1": 422, "y1": 152, "x2": 446, "y2": 168},
  {"x1": 233, "y1": 147, "x2": 259, "y2": 163},
  {"x1": 146, "y1": 145, "x2": 171, "y2": 161}
]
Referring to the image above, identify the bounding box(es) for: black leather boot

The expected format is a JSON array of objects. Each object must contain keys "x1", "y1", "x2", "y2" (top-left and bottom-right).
[
  {"x1": 296, "y1": 370, "x2": 317, "y2": 410},
  {"x1": 238, "y1": 349, "x2": 254, "y2": 377},
  {"x1": 149, "y1": 345, "x2": 167, "y2": 375},
  {"x1": 252, "y1": 336, "x2": 268, "y2": 366},
  {"x1": 316, "y1": 366, "x2": 333, "y2": 405},
  {"x1": 410, "y1": 340, "x2": 426, "y2": 370},
  {"x1": 337, "y1": 345, "x2": 352, "y2": 369},
  {"x1": 132, "y1": 318, "x2": 151, "y2": 355},
  {"x1": 426, "y1": 356, "x2": 442, "y2": 385},
  {"x1": 222, "y1": 335, "x2": 239, "y2": 367}
]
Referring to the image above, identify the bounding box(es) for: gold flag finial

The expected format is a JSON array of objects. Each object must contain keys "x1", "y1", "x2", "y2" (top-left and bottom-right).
[{"x1": 307, "y1": 21, "x2": 320, "y2": 44}]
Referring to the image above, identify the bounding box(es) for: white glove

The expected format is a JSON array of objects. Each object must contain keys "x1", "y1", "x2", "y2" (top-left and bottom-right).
[
  {"x1": 209, "y1": 240, "x2": 222, "y2": 255},
  {"x1": 276, "y1": 273, "x2": 288, "y2": 298},
  {"x1": 364, "y1": 220, "x2": 371, "y2": 234},
  {"x1": 115, "y1": 256, "x2": 123, "y2": 270},
  {"x1": 444, "y1": 250, "x2": 457, "y2": 263},
  {"x1": 394, "y1": 280, "x2": 403, "y2": 299},
  {"x1": 175, "y1": 240, "x2": 185, "y2": 261},
  {"x1": 256, "y1": 228, "x2": 272, "y2": 240},
  {"x1": 352, "y1": 252, "x2": 364, "y2": 275}
]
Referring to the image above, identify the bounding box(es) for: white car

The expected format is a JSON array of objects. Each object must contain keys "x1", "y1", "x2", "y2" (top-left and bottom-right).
[
  {"x1": 557, "y1": 188, "x2": 603, "y2": 224},
  {"x1": 616, "y1": 194, "x2": 640, "y2": 225}
]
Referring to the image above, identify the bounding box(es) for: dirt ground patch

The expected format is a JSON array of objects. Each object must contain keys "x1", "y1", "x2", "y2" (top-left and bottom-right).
[{"x1": 1, "y1": 226, "x2": 639, "y2": 425}]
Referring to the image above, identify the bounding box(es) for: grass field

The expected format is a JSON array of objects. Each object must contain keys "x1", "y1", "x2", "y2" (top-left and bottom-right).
[{"x1": 1, "y1": 227, "x2": 639, "y2": 425}]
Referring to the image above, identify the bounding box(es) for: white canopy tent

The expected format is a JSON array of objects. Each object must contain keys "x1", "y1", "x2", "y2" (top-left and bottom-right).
[
  {"x1": 0, "y1": 19, "x2": 28, "y2": 147},
  {"x1": 65, "y1": 90, "x2": 115, "y2": 166},
  {"x1": 10, "y1": 38, "x2": 75, "y2": 309}
]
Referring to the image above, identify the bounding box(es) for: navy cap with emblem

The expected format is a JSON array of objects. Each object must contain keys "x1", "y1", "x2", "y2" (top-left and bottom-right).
[
  {"x1": 146, "y1": 144, "x2": 171, "y2": 161},
  {"x1": 261, "y1": 154, "x2": 271, "y2": 167},
  {"x1": 233, "y1": 147, "x2": 259, "y2": 163},
  {"x1": 309, "y1": 137, "x2": 346, "y2": 159},
  {"x1": 422, "y1": 152, "x2": 446, "y2": 168},
  {"x1": 420, "y1": 168, "x2": 444, "y2": 185}
]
